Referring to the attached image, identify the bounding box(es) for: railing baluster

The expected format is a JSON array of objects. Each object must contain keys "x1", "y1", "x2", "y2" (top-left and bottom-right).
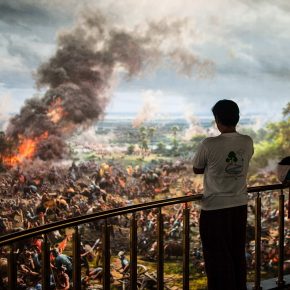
[
  {"x1": 73, "y1": 226, "x2": 81, "y2": 290},
  {"x1": 8, "y1": 244, "x2": 17, "y2": 290},
  {"x1": 277, "y1": 189, "x2": 285, "y2": 287},
  {"x1": 130, "y1": 212, "x2": 138, "y2": 290},
  {"x1": 102, "y1": 219, "x2": 111, "y2": 290},
  {"x1": 157, "y1": 207, "x2": 164, "y2": 290},
  {"x1": 42, "y1": 234, "x2": 51, "y2": 290},
  {"x1": 183, "y1": 203, "x2": 190, "y2": 290},
  {"x1": 253, "y1": 192, "x2": 262, "y2": 290},
  {"x1": 1, "y1": 185, "x2": 289, "y2": 290},
  {"x1": 285, "y1": 187, "x2": 290, "y2": 287}
]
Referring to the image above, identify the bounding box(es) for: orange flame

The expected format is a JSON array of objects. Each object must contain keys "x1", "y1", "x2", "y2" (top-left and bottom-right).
[
  {"x1": 4, "y1": 132, "x2": 49, "y2": 166},
  {"x1": 47, "y1": 97, "x2": 66, "y2": 123}
]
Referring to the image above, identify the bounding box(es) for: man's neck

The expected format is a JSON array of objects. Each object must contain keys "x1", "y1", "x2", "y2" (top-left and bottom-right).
[
  {"x1": 215, "y1": 119, "x2": 237, "y2": 133},
  {"x1": 218, "y1": 124, "x2": 237, "y2": 134},
  {"x1": 219, "y1": 127, "x2": 236, "y2": 134}
]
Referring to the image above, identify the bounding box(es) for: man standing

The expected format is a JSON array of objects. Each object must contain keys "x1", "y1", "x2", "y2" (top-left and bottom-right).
[{"x1": 193, "y1": 99, "x2": 254, "y2": 290}]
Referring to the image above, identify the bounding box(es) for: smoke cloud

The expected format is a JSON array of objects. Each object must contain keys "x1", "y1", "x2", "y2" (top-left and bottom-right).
[
  {"x1": 72, "y1": 127, "x2": 116, "y2": 149},
  {"x1": 6, "y1": 9, "x2": 214, "y2": 161},
  {"x1": 183, "y1": 110, "x2": 207, "y2": 140},
  {"x1": 132, "y1": 90, "x2": 161, "y2": 128}
]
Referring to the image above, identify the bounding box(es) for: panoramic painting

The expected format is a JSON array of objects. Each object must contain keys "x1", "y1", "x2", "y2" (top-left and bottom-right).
[{"x1": 0, "y1": 0, "x2": 289, "y2": 289}]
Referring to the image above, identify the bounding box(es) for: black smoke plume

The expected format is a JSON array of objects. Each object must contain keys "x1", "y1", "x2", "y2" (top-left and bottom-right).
[{"x1": 6, "y1": 10, "x2": 214, "y2": 161}]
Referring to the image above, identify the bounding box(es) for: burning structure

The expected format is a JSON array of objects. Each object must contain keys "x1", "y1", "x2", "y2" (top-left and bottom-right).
[{"x1": 2, "y1": 10, "x2": 214, "y2": 168}]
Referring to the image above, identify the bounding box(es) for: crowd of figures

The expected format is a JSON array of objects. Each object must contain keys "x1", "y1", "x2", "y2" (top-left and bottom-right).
[{"x1": 0, "y1": 160, "x2": 289, "y2": 289}]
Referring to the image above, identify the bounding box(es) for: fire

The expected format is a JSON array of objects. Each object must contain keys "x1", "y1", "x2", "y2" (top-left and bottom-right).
[
  {"x1": 47, "y1": 97, "x2": 66, "y2": 124},
  {"x1": 4, "y1": 132, "x2": 49, "y2": 166}
]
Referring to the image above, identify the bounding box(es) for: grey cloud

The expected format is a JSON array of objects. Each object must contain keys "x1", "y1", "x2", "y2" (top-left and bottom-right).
[
  {"x1": 0, "y1": 0, "x2": 72, "y2": 28},
  {"x1": 239, "y1": 0, "x2": 290, "y2": 12},
  {"x1": 202, "y1": 12, "x2": 290, "y2": 79},
  {"x1": 5, "y1": 34, "x2": 42, "y2": 68},
  {"x1": 0, "y1": 0, "x2": 73, "y2": 89},
  {"x1": 119, "y1": 66, "x2": 290, "y2": 109}
]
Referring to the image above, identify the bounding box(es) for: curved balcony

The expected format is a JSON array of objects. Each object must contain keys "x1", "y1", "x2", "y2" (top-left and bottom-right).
[{"x1": 0, "y1": 183, "x2": 289, "y2": 290}]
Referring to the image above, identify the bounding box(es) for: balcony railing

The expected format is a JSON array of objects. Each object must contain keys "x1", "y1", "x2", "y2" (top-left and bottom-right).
[{"x1": 0, "y1": 183, "x2": 289, "y2": 290}]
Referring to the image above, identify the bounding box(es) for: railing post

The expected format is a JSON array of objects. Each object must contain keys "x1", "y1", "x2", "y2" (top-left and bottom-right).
[
  {"x1": 277, "y1": 189, "x2": 285, "y2": 287},
  {"x1": 42, "y1": 235, "x2": 51, "y2": 290},
  {"x1": 288, "y1": 185, "x2": 290, "y2": 219},
  {"x1": 253, "y1": 192, "x2": 262, "y2": 290},
  {"x1": 8, "y1": 244, "x2": 17, "y2": 290},
  {"x1": 130, "y1": 212, "x2": 138, "y2": 290},
  {"x1": 157, "y1": 207, "x2": 164, "y2": 290},
  {"x1": 183, "y1": 203, "x2": 190, "y2": 290},
  {"x1": 73, "y1": 226, "x2": 82, "y2": 290},
  {"x1": 102, "y1": 219, "x2": 111, "y2": 290}
]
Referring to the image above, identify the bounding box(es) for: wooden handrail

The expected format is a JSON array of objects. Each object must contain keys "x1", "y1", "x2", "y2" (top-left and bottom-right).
[
  {"x1": 0, "y1": 194, "x2": 202, "y2": 246},
  {"x1": 0, "y1": 183, "x2": 288, "y2": 247},
  {"x1": 0, "y1": 182, "x2": 289, "y2": 290}
]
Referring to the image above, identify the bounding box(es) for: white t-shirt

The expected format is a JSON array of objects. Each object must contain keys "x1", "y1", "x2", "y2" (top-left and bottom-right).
[{"x1": 193, "y1": 132, "x2": 254, "y2": 210}]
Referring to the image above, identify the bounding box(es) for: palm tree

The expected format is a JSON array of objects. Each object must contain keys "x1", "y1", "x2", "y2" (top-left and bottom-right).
[
  {"x1": 139, "y1": 127, "x2": 148, "y2": 155},
  {"x1": 148, "y1": 127, "x2": 156, "y2": 140},
  {"x1": 171, "y1": 125, "x2": 179, "y2": 151},
  {"x1": 148, "y1": 126, "x2": 156, "y2": 149}
]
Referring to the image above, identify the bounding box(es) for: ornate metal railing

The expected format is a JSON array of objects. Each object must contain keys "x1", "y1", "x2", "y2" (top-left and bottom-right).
[{"x1": 0, "y1": 183, "x2": 289, "y2": 290}]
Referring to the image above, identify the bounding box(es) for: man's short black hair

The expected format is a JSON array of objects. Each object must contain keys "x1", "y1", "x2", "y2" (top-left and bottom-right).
[
  {"x1": 278, "y1": 156, "x2": 290, "y2": 165},
  {"x1": 212, "y1": 99, "x2": 240, "y2": 127}
]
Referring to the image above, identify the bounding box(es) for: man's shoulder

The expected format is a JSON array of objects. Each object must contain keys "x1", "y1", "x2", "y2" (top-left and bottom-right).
[
  {"x1": 202, "y1": 136, "x2": 218, "y2": 143},
  {"x1": 201, "y1": 136, "x2": 222, "y2": 146},
  {"x1": 236, "y1": 133, "x2": 254, "y2": 143}
]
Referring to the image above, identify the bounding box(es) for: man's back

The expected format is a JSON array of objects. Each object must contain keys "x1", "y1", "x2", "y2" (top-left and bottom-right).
[{"x1": 194, "y1": 132, "x2": 253, "y2": 210}]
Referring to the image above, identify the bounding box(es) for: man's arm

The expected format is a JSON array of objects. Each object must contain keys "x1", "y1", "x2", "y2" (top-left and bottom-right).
[
  {"x1": 193, "y1": 167, "x2": 205, "y2": 174},
  {"x1": 192, "y1": 141, "x2": 207, "y2": 175}
]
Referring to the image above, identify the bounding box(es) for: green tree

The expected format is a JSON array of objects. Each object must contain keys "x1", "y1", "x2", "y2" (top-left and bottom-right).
[
  {"x1": 148, "y1": 127, "x2": 156, "y2": 140},
  {"x1": 171, "y1": 125, "x2": 180, "y2": 151},
  {"x1": 148, "y1": 126, "x2": 156, "y2": 148},
  {"x1": 141, "y1": 139, "x2": 149, "y2": 152},
  {"x1": 282, "y1": 102, "x2": 290, "y2": 116},
  {"x1": 251, "y1": 102, "x2": 290, "y2": 171},
  {"x1": 155, "y1": 141, "x2": 166, "y2": 154},
  {"x1": 127, "y1": 144, "x2": 135, "y2": 155},
  {"x1": 266, "y1": 101, "x2": 290, "y2": 156},
  {"x1": 139, "y1": 126, "x2": 149, "y2": 154}
]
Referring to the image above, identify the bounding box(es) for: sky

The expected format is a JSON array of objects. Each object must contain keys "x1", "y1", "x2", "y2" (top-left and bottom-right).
[{"x1": 0, "y1": 0, "x2": 290, "y2": 124}]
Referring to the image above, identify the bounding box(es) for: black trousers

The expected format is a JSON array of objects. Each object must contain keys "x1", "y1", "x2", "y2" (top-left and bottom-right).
[{"x1": 200, "y1": 205, "x2": 247, "y2": 290}]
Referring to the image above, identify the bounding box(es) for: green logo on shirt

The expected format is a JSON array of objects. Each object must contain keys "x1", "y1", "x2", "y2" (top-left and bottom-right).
[{"x1": 225, "y1": 151, "x2": 243, "y2": 174}]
